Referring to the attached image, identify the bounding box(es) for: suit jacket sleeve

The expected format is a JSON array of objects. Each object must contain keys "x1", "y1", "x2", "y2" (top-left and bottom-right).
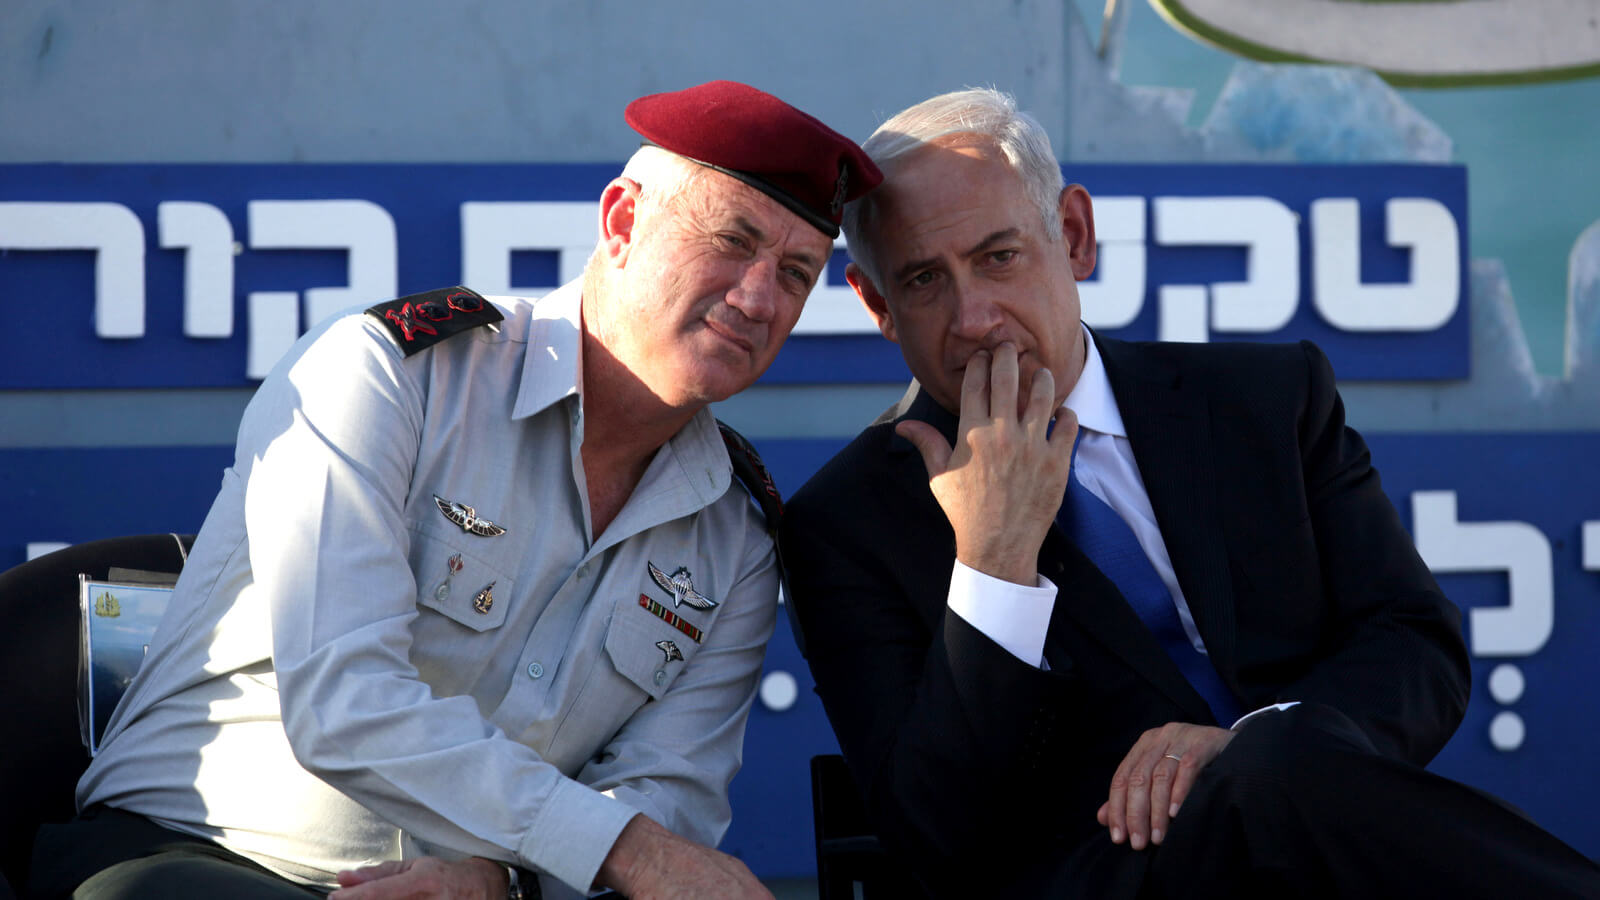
[
  {"x1": 1255, "y1": 341, "x2": 1469, "y2": 762},
  {"x1": 780, "y1": 433, "x2": 1104, "y2": 893}
]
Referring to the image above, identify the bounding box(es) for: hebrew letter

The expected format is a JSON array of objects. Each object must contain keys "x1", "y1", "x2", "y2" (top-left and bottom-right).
[
  {"x1": 1312, "y1": 198, "x2": 1460, "y2": 331},
  {"x1": 461, "y1": 202, "x2": 598, "y2": 297},
  {"x1": 1154, "y1": 196, "x2": 1299, "y2": 340},
  {"x1": 248, "y1": 200, "x2": 397, "y2": 329},
  {"x1": 1412, "y1": 490, "x2": 1552, "y2": 656},
  {"x1": 0, "y1": 202, "x2": 145, "y2": 337},
  {"x1": 1157, "y1": 285, "x2": 1208, "y2": 344},
  {"x1": 159, "y1": 202, "x2": 234, "y2": 338},
  {"x1": 1079, "y1": 197, "x2": 1146, "y2": 330}
]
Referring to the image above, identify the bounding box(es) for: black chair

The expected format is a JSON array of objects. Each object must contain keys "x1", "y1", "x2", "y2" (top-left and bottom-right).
[
  {"x1": 0, "y1": 534, "x2": 194, "y2": 891},
  {"x1": 810, "y1": 753, "x2": 923, "y2": 899}
]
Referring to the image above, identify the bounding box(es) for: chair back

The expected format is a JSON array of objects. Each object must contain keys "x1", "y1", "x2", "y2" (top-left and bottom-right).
[
  {"x1": 0, "y1": 534, "x2": 193, "y2": 888},
  {"x1": 811, "y1": 753, "x2": 924, "y2": 899}
]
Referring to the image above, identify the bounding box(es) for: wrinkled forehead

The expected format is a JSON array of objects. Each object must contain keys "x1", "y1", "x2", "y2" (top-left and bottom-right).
[
  {"x1": 871, "y1": 141, "x2": 1032, "y2": 251},
  {"x1": 667, "y1": 169, "x2": 837, "y2": 259}
]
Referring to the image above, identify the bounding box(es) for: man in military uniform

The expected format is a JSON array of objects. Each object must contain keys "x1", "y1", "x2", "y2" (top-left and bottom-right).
[{"x1": 32, "y1": 81, "x2": 880, "y2": 900}]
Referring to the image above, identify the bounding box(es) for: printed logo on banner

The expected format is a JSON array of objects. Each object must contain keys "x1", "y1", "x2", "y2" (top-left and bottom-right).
[{"x1": 0, "y1": 163, "x2": 1467, "y2": 387}]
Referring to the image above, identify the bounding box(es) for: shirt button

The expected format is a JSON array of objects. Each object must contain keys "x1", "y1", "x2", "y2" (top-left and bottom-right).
[
  {"x1": 653, "y1": 670, "x2": 666, "y2": 686},
  {"x1": 527, "y1": 661, "x2": 545, "y2": 679}
]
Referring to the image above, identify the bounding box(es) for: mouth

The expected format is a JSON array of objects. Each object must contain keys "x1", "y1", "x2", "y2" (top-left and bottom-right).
[
  {"x1": 953, "y1": 347, "x2": 1028, "y2": 374},
  {"x1": 703, "y1": 318, "x2": 757, "y2": 354}
]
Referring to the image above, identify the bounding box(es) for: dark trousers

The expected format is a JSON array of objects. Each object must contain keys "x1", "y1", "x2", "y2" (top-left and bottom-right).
[
  {"x1": 1027, "y1": 703, "x2": 1600, "y2": 900},
  {"x1": 27, "y1": 806, "x2": 320, "y2": 900}
]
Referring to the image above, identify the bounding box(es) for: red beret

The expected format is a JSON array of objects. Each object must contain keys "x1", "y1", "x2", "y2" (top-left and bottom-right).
[{"x1": 625, "y1": 80, "x2": 882, "y2": 239}]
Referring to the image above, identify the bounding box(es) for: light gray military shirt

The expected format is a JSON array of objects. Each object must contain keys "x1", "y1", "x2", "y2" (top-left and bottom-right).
[{"x1": 77, "y1": 281, "x2": 779, "y2": 899}]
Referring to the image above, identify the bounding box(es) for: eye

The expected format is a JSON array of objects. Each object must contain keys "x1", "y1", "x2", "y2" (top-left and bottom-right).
[
  {"x1": 719, "y1": 233, "x2": 751, "y2": 252},
  {"x1": 782, "y1": 266, "x2": 815, "y2": 290},
  {"x1": 988, "y1": 249, "x2": 1018, "y2": 265},
  {"x1": 905, "y1": 270, "x2": 937, "y2": 289}
]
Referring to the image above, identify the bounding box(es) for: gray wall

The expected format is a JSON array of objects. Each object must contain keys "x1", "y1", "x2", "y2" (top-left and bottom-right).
[{"x1": 4, "y1": 0, "x2": 1597, "y2": 445}]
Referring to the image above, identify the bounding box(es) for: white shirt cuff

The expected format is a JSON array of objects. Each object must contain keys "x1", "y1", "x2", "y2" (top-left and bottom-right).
[
  {"x1": 946, "y1": 560, "x2": 1057, "y2": 668},
  {"x1": 1229, "y1": 701, "x2": 1300, "y2": 731}
]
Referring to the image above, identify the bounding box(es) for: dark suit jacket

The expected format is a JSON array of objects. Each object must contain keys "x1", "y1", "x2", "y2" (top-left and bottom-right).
[{"x1": 779, "y1": 335, "x2": 1470, "y2": 897}]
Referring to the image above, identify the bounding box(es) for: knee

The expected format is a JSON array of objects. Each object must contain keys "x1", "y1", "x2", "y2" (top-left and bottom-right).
[{"x1": 1197, "y1": 702, "x2": 1388, "y2": 818}]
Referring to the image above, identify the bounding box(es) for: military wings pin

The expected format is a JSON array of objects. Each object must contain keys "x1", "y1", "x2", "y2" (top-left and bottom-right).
[
  {"x1": 647, "y1": 561, "x2": 717, "y2": 610},
  {"x1": 433, "y1": 494, "x2": 507, "y2": 537}
]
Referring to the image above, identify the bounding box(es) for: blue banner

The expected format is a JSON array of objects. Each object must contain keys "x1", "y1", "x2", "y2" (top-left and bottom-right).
[{"x1": 1, "y1": 163, "x2": 1468, "y2": 388}]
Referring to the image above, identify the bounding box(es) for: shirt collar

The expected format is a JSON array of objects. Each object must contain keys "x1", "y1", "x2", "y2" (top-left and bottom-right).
[
  {"x1": 1063, "y1": 324, "x2": 1127, "y2": 439},
  {"x1": 510, "y1": 281, "x2": 584, "y2": 421}
]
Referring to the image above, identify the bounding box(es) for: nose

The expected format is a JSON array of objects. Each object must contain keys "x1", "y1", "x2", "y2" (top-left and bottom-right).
[
  {"x1": 725, "y1": 258, "x2": 779, "y2": 323},
  {"x1": 949, "y1": 279, "x2": 1004, "y2": 341}
]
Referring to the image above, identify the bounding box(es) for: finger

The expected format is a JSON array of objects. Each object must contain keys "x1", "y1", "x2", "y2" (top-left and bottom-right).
[
  {"x1": 1168, "y1": 751, "x2": 1199, "y2": 820},
  {"x1": 1149, "y1": 753, "x2": 1182, "y2": 845},
  {"x1": 988, "y1": 342, "x2": 1019, "y2": 421},
  {"x1": 895, "y1": 420, "x2": 954, "y2": 478},
  {"x1": 1022, "y1": 365, "x2": 1056, "y2": 440},
  {"x1": 1109, "y1": 729, "x2": 1166, "y2": 851},
  {"x1": 1049, "y1": 406, "x2": 1079, "y2": 451},
  {"x1": 957, "y1": 349, "x2": 992, "y2": 432},
  {"x1": 1105, "y1": 752, "x2": 1134, "y2": 845},
  {"x1": 336, "y1": 861, "x2": 407, "y2": 887},
  {"x1": 1124, "y1": 754, "x2": 1154, "y2": 851}
]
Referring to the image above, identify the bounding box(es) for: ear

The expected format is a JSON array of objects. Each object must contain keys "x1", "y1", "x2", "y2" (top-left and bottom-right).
[
  {"x1": 598, "y1": 177, "x2": 643, "y2": 267},
  {"x1": 846, "y1": 262, "x2": 898, "y2": 344},
  {"x1": 1059, "y1": 184, "x2": 1097, "y2": 282}
]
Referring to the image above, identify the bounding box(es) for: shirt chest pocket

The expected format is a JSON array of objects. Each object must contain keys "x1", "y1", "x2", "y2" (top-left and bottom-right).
[
  {"x1": 601, "y1": 593, "x2": 712, "y2": 701},
  {"x1": 410, "y1": 527, "x2": 517, "y2": 633}
]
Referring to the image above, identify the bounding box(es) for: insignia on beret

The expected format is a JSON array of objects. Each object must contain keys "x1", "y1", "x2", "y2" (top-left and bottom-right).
[
  {"x1": 365, "y1": 286, "x2": 504, "y2": 356},
  {"x1": 625, "y1": 80, "x2": 883, "y2": 239}
]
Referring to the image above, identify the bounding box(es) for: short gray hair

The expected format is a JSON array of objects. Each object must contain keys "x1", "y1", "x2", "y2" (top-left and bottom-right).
[
  {"x1": 619, "y1": 144, "x2": 707, "y2": 215},
  {"x1": 841, "y1": 88, "x2": 1064, "y2": 287}
]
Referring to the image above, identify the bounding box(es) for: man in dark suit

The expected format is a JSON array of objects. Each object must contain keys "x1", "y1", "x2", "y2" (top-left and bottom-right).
[{"x1": 780, "y1": 88, "x2": 1600, "y2": 898}]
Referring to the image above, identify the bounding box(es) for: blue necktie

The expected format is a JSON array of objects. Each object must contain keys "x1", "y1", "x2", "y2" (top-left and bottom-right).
[{"x1": 1056, "y1": 440, "x2": 1241, "y2": 726}]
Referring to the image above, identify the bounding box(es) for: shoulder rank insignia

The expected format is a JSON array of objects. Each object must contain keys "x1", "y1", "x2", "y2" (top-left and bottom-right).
[
  {"x1": 717, "y1": 419, "x2": 802, "y2": 653},
  {"x1": 366, "y1": 286, "x2": 504, "y2": 356},
  {"x1": 718, "y1": 421, "x2": 782, "y2": 535}
]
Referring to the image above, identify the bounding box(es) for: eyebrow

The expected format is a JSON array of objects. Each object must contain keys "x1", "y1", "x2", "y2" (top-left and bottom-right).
[
  {"x1": 735, "y1": 215, "x2": 824, "y2": 270},
  {"x1": 891, "y1": 227, "x2": 1022, "y2": 283}
]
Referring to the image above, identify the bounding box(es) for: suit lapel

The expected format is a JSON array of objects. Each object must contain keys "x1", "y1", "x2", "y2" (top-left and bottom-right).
[{"x1": 1095, "y1": 336, "x2": 1239, "y2": 684}]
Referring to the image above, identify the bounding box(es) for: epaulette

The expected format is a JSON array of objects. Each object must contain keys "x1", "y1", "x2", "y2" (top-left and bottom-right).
[
  {"x1": 717, "y1": 421, "x2": 783, "y2": 535},
  {"x1": 718, "y1": 420, "x2": 803, "y2": 652},
  {"x1": 365, "y1": 286, "x2": 504, "y2": 356}
]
